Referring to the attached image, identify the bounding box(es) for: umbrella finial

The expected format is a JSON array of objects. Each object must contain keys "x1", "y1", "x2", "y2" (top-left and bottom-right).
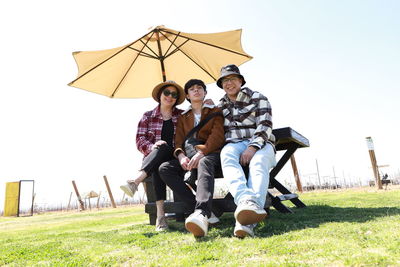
[{"x1": 148, "y1": 25, "x2": 165, "y2": 31}]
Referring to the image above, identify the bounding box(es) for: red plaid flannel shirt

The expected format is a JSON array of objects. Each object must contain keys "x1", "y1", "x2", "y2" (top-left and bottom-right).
[{"x1": 136, "y1": 105, "x2": 183, "y2": 157}]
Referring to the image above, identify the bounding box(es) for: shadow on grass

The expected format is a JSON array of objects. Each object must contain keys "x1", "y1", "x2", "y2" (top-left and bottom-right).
[
  {"x1": 137, "y1": 205, "x2": 400, "y2": 239},
  {"x1": 203, "y1": 205, "x2": 400, "y2": 238}
]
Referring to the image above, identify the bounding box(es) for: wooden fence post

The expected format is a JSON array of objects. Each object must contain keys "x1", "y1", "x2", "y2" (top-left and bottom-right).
[
  {"x1": 67, "y1": 192, "x2": 73, "y2": 211},
  {"x1": 290, "y1": 155, "x2": 303, "y2": 192},
  {"x1": 366, "y1": 137, "x2": 383, "y2": 189},
  {"x1": 72, "y1": 181, "x2": 85, "y2": 211},
  {"x1": 103, "y1": 175, "x2": 117, "y2": 208},
  {"x1": 96, "y1": 191, "x2": 101, "y2": 209}
]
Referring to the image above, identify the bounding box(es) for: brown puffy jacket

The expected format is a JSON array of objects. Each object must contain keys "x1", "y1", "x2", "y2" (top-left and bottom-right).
[{"x1": 174, "y1": 106, "x2": 225, "y2": 157}]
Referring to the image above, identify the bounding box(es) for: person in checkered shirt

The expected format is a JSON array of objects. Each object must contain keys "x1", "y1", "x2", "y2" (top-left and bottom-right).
[{"x1": 217, "y1": 64, "x2": 277, "y2": 238}]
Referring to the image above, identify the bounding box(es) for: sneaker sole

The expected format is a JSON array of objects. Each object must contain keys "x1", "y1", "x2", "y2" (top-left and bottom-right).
[
  {"x1": 185, "y1": 222, "x2": 206, "y2": 237},
  {"x1": 120, "y1": 186, "x2": 134, "y2": 197},
  {"x1": 235, "y1": 209, "x2": 267, "y2": 225},
  {"x1": 234, "y1": 229, "x2": 250, "y2": 238}
]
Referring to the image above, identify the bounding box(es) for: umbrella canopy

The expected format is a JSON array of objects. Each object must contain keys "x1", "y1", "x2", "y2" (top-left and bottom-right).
[{"x1": 68, "y1": 26, "x2": 252, "y2": 98}]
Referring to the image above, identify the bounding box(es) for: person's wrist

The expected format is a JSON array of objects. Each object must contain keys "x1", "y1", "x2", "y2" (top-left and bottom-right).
[{"x1": 249, "y1": 145, "x2": 259, "y2": 151}]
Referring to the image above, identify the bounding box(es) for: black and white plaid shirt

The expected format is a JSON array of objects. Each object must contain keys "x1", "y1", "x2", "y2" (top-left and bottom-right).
[{"x1": 218, "y1": 87, "x2": 275, "y2": 149}]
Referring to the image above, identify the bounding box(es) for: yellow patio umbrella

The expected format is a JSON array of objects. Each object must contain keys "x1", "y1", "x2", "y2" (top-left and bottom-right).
[{"x1": 68, "y1": 26, "x2": 252, "y2": 98}]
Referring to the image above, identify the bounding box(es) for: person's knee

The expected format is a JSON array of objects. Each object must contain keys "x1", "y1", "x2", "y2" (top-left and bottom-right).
[
  {"x1": 251, "y1": 146, "x2": 275, "y2": 169},
  {"x1": 157, "y1": 143, "x2": 172, "y2": 154},
  {"x1": 158, "y1": 162, "x2": 170, "y2": 178},
  {"x1": 198, "y1": 156, "x2": 212, "y2": 167}
]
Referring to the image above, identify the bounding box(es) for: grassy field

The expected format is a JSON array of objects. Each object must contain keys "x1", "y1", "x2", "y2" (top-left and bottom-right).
[{"x1": 1, "y1": 187, "x2": 399, "y2": 266}]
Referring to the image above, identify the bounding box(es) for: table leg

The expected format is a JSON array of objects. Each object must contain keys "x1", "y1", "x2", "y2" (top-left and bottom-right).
[
  {"x1": 269, "y1": 192, "x2": 293, "y2": 213},
  {"x1": 269, "y1": 144, "x2": 307, "y2": 209}
]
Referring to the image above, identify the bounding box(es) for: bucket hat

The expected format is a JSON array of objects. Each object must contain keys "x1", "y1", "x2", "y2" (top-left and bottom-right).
[{"x1": 216, "y1": 64, "x2": 246, "y2": 88}]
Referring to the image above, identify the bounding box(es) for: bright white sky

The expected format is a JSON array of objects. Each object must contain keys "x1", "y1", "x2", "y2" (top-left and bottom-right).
[{"x1": 1, "y1": 0, "x2": 399, "y2": 211}]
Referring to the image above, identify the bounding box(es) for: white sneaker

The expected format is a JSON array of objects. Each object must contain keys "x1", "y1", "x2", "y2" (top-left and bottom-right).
[
  {"x1": 120, "y1": 182, "x2": 138, "y2": 198},
  {"x1": 234, "y1": 222, "x2": 256, "y2": 238},
  {"x1": 185, "y1": 210, "x2": 208, "y2": 237},
  {"x1": 208, "y1": 212, "x2": 220, "y2": 224},
  {"x1": 234, "y1": 199, "x2": 267, "y2": 225}
]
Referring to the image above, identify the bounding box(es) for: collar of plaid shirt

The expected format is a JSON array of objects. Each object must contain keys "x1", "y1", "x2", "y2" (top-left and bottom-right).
[
  {"x1": 150, "y1": 104, "x2": 182, "y2": 118},
  {"x1": 220, "y1": 87, "x2": 253, "y2": 105}
]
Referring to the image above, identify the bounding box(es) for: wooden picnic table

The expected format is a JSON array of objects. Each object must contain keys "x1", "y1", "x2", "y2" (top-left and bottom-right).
[{"x1": 144, "y1": 127, "x2": 310, "y2": 225}]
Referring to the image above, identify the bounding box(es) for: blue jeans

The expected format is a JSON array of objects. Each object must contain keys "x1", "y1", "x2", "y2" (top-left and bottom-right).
[{"x1": 220, "y1": 141, "x2": 276, "y2": 208}]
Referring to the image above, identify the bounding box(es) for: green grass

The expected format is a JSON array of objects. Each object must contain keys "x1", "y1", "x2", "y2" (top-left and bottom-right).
[{"x1": 1, "y1": 187, "x2": 399, "y2": 266}]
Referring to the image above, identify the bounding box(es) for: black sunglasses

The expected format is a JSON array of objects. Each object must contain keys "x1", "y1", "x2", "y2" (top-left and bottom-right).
[{"x1": 163, "y1": 89, "x2": 178, "y2": 99}]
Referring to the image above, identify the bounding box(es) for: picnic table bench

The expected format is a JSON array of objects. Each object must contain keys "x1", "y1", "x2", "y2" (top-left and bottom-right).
[{"x1": 144, "y1": 127, "x2": 310, "y2": 225}]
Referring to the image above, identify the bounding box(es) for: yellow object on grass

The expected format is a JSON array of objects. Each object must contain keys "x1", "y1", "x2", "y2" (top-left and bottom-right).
[{"x1": 4, "y1": 182, "x2": 20, "y2": 216}]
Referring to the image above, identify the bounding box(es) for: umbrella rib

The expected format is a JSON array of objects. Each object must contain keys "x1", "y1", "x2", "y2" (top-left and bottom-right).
[
  {"x1": 162, "y1": 31, "x2": 180, "y2": 57},
  {"x1": 69, "y1": 30, "x2": 158, "y2": 85},
  {"x1": 160, "y1": 32, "x2": 218, "y2": 81},
  {"x1": 138, "y1": 39, "x2": 162, "y2": 59},
  {"x1": 159, "y1": 31, "x2": 190, "y2": 58},
  {"x1": 163, "y1": 40, "x2": 189, "y2": 58},
  {"x1": 110, "y1": 32, "x2": 156, "y2": 97},
  {"x1": 172, "y1": 48, "x2": 217, "y2": 81},
  {"x1": 69, "y1": 47, "x2": 131, "y2": 85},
  {"x1": 161, "y1": 29, "x2": 252, "y2": 58},
  {"x1": 127, "y1": 47, "x2": 158, "y2": 59}
]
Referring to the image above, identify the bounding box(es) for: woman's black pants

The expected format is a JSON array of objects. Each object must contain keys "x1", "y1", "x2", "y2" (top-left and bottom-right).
[{"x1": 140, "y1": 144, "x2": 174, "y2": 201}]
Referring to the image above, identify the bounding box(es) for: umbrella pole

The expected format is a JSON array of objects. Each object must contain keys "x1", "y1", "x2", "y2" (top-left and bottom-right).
[
  {"x1": 160, "y1": 60, "x2": 166, "y2": 82},
  {"x1": 155, "y1": 30, "x2": 166, "y2": 82}
]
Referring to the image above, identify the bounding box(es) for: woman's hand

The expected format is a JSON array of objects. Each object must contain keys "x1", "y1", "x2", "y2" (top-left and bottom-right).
[
  {"x1": 178, "y1": 153, "x2": 190, "y2": 170},
  {"x1": 188, "y1": 151, "x2": 204, "y2": 170},
  {"x1": 151, "y1": 140, "x2": 167, "y2": 150}
]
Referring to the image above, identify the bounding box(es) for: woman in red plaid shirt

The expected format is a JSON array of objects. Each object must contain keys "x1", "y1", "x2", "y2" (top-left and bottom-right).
[{"x1": 120, "y1": 80, "x2": 185, "y2": 231}]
